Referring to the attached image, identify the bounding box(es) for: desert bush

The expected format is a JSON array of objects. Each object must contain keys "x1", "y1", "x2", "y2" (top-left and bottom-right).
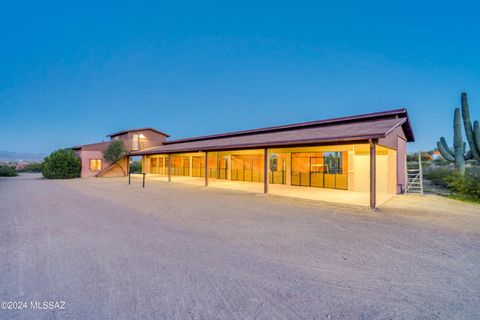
[
  {"x1": 423, "y1": 168, "x2": 452, "y2": 188},
  {"x1": 42, "y1": 149, "x2": 81, "y2": 179},
  {"x1": 17, "y1": 162, "x2": 43, "y2": 173},
  {"x1": 445, "y1": 169, "x2": 480, "y2": 201},
  {"x1": 0, "y1": 165, "x2": 18, "y2": 177},
  {"x1": 432, "y1": 157, "x2": 450, "y2": 166}
]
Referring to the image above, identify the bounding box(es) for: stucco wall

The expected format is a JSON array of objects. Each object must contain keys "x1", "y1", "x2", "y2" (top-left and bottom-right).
[
  {"x1": 76, "y1": 143, "x2": 128, "y2": 178},
  {"x1": 77, "y1": 150, "x2": 107, "y2": 177},
  {"x1": 112, "y1": 129, "x2": 167, "y2": 151}
]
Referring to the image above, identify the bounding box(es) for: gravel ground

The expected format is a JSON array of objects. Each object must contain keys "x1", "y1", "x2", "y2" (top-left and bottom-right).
[{"x1": 1, "y1": 174, "x2": 479, "y2": 320}]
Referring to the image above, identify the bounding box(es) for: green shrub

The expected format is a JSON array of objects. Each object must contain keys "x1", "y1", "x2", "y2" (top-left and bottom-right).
[
  {"x1": 0, "y1": 165, "x2": 18, "y2": 177},
  {"x1": 445, "y1": 169, "x2": 480, "y2": 202},
  {"x1": 129, "y1": 160, "x2": 142, "y2": 173},
  {"x1": 42, "y1": 149, "x2": 81, "y2": 179},
  {"x1": 424, "y1": 168, "x2": 452, "y2": 188},
  {"x1": 432, "y1": 157, "x2": 450, "y2": 166}
]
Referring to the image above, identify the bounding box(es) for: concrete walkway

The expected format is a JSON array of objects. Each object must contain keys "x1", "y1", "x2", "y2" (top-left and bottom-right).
[{"x1": 145, "y1": 174, "x2": 393, "y2": 206}]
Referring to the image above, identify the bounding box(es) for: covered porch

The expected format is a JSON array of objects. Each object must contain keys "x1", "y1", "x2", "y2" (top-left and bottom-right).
[
  {"x1": 138, "y1": 142, "x2": 399, "y2": 208},
  {"x1": 139, "y1": 174, "x2": 394, "y2": 207}
]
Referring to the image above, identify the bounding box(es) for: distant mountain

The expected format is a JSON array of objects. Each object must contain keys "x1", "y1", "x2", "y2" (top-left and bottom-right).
[{"x1": 0, "y1": 151, "x2": 46, "y2": 162}]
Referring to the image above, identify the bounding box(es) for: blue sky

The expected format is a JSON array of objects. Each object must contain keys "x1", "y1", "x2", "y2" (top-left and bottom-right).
[{"x1": 1, "y1": 1, "x2": 479, "y2": 154}]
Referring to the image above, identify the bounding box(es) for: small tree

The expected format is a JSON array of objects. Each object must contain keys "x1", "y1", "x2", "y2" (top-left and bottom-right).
[
  {"x1": 42, "y1": 149, "x2": 81, "y2": 179},
  {"x1": 104, "y1": 140, "x2": 128, "y2": 175}
]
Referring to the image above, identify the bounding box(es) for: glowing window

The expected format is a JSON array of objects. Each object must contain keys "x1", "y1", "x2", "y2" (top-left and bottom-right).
[
  {"x1": 132, "y1": 134, "x2": 140, "y2": 150},
  {"x1": 89, "y1": 159, "x2": 102, "y2": 171}
]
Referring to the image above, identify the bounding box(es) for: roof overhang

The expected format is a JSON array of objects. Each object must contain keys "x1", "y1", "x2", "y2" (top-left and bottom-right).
[{"x1": 130, "y1": 135, "x2": 384, "y2": 156}]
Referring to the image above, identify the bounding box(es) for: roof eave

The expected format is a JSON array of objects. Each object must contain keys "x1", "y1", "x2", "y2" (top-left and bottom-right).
[
  {"x1": 129, "y1": 134, "x2": 385, "y2": 156},
  {"x1": 163, "y1": 108, "x2": 409, "y2": 145}
]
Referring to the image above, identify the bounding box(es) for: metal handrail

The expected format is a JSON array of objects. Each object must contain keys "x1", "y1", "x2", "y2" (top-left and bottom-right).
[
  {"x1": 405, "y1": 172, "x2": 420, "y2": 192},
  {"x1": 128, "y1": 171, "x2": 146, "y2": 188},
  {"x1": 405, "y1": 153, "x2": 423, "y2": 195}
]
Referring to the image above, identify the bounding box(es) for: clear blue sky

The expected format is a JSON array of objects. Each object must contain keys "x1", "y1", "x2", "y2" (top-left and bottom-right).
[{"x1": 1, "y1": 1, "x2": 479, "y2": 154}]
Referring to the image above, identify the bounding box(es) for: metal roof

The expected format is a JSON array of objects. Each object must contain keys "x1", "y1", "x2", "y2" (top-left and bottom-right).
[
  {"x1": 165, "y1": 108, "x2": 413, "y2": 144},
  {"x1": 131, "y1": 109, "x2": 413, "y2": 155}
]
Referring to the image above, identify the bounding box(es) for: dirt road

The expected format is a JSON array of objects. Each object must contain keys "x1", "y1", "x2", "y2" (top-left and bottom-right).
[{"x1": 1, "y1": 174, "x2": 479, "y2": 319}]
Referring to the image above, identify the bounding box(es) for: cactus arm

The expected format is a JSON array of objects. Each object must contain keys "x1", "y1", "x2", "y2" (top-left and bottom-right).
[
  {"x1": 474, "y1": 120, "x2": 480, "y2": 153},
  {"x1": 461, "y1": 92, "x2": 480, "y2": 161},
  {"x1": 454, "y1": 107, "x2": 466, "y2": 174},
  {"x1": 439, "y1": 137, "x2": 454, "y2": 157},
  {"x1": 463, "y1": 142, "x2": 473, "y2": 160},
  {"x1": 437, "y1": 140, "x2": 455, "y2": 162}
]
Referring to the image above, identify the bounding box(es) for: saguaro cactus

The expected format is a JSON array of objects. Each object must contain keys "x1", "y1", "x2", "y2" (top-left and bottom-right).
[
  {"x1": 437, "y1": 108, "x2": 472, "y2": 175},
  {"x1": 461, "y1": 92, "x2": 480, "y2": 162}
]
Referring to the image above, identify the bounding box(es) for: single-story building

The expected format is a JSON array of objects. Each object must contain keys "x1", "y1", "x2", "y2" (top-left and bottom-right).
[{"x1": 74, "y1": 109, "x2": 414, "y2": 208}]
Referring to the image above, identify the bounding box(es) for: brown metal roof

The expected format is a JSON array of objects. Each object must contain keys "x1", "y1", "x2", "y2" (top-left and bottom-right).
[
  {"x1": 107, "y1": 127, "x2": 170, "y2": 138},
  {"x1": 131, "y1": 112, "x2": 410, "y2": 155},
  {"x1": 164, "y1": 108, "x2": 414, "y2": 144}
]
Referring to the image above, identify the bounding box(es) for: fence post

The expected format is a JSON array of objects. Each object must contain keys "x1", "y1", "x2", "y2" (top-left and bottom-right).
[
  {"x1": 418, "y1": 152, "x2": 424, "y2": 196},
  {"x1": 168, "y1": 156, "x2": 171, "y2": 182},
  {"x1": 264, "y1": 148, "x2": 269, "y2": 194},
  {"x1": 143, "y1": 173, "x2": 145, "y2": 188},
  {"x1": 370, "y1": 139, "x2": 377, "y2": 209},
  {"x1": 205, "y1": 152, "x2": 209, "y2": 186}
]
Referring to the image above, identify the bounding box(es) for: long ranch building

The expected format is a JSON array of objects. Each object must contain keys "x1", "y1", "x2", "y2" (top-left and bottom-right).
[{"x1": 74, "y1": 109, "x2": 414, "y2": 208}]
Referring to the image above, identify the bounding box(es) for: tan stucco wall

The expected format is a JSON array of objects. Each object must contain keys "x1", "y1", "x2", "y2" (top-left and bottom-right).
[
  {"x1": 377, "y1": 126, "x2": 407, "y2": 194},
  {"x1": 113, "y1": 130, "x2": 167, "y2": 151},
  {"x1": 77, "y1": 150, "x2": 108, "y2": 177}
]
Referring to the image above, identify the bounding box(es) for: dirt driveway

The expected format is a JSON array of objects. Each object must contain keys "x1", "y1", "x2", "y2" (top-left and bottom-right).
[{"x1": 1, "y1": 174, "x2": 479, "y2": 319}]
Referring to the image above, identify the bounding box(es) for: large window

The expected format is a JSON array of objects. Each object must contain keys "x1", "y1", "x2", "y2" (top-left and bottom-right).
[
  {"x1": 291, "y1": 152, "x2": 347, "y2": 189},
  {"x1": 207, "y1": 154, "x2": 228, "y2": 179},
  {"x1": 269, "y1": 153, "x2": 287, "y2": 184},
  {"x1": 231, "y1": 154, "x2": 264, "y2": 182},
  {"x1": 89, "y1": 159, "x2": 102, "y2": 171},
  {"x1": 147, "y1": 155, "x2": 166, "y2": 175},
  {"x1": 323, "y1": 152, "x2": 343, "y2": 174},
  {"x1": 192, "y1": 156, "x2": 205, "y2": 177},
  {"x1": 170, "y1": 155, "x2": 190, "y2": 176},
  {"x1": 132, "y1": 134, "x2": 140, "y2": 150}
]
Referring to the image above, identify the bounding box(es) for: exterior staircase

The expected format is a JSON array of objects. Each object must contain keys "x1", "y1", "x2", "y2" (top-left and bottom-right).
[
  {"x1": 405, "y1": 153, "x2": 424, "y2": 195},
  {"x1": 95, "y1": 163, "x2": 117, "y2": 177}
]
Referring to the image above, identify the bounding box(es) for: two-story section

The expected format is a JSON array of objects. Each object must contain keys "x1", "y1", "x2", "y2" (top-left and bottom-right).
[
  {"x1": 73, "y1": 128, "x2": 168, "y2": 177},
  {"x1": 107, "y1": 128, "x2": 169, "y2": 152}
]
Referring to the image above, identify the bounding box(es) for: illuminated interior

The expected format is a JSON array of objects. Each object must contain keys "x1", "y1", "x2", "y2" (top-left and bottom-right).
[{"x1": 142, "y1": 143, "x2": 398, "y2": 196}]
